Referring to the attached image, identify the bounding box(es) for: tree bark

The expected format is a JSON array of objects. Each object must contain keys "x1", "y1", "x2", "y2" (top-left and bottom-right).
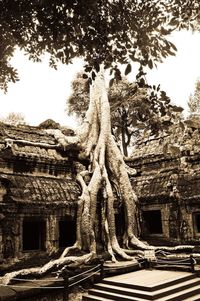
[
  {"x1": 2, "y1": 66, "x2": 150, "y2": 284},
  {"x1": 121, "y1": 126, "x2": 128, "y2": 157}
]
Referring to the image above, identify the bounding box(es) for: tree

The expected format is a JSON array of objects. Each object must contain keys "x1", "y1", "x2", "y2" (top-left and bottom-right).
[
  {"x1": 1, "y1": 112, "x2": 26, "y2": 126},
  {"x1": 0, "y1": 1, "x2": 199, "y2": 91},
  {"x1": 68, "y1": 72, "x2": 183, "y2": 156},
  {"x1": 67, "y1": 73, "x2": 143, "y2": 156},
  {"x1": 1, "y1": 0, "x2": 199, "y2": 283},
  {"x1": 188, "y1": 79, "x2": 200, "y2": 114}
]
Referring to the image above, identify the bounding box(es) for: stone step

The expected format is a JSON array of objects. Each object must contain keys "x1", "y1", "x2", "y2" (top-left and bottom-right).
[
  {"x1": 157, "y1": 284, "x2": 200, "y2": 301},
  {"x1": 93, "y1": 283, "x2": 152, "y2": 300},
  {"x1": 155, "y1": 265, "x2": 191, "y2": 272},
  {"x1": 181, "y1": 294, "x2": 200, "y2": 301},
  {"x1": 102, "y1": 273, "x2": 195, "y2": 292},
  {"x1": 85, "y1": 288, "x2": 149, "y2": 301},
  {"x1": 83, "y1": 270, "x2": 200, "y2": 301},
  {"x1": 153, "y1": 278, "x2": 200, "y2": 300},
  {"x1": 94, "y1": 277, "x2": 200, "y2": 300},
  {"x1": 84, "y1": 284, "x2": 200, "y2": 301},
  {"x1": 82, "y1": 295, "x2": 116, "y2": 301},
  {"x1": 82, "y1": 295, "x2": 115, "y2": 301}
]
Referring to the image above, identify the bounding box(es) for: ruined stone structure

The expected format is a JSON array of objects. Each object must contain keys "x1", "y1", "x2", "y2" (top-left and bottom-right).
[
  {"x1": 0, "y1": 119, "x2": 199, "y2": 269},
  {"x1": 0, "y1": 123, "x2": 83, "y2": 267},
  {"x1": 129, "y1": 118, "x2": 200, "y2": 245}
]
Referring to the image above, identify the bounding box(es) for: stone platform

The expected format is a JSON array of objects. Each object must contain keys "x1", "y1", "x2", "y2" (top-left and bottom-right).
[{"x1": 83, "y1": 269, "x2": 200, "y2": 300}]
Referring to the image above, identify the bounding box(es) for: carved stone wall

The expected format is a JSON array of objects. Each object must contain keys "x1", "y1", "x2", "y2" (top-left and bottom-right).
[{"x1": 129, "y1": 121, "x2": 200, "y2": 245}]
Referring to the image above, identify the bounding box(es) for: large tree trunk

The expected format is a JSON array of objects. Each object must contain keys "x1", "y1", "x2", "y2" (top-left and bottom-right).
[
  {"x1": 2, "y1": 66, "x2": 151, "y2": 284},
  {"x1": 75, "y1": 67, "x2": 150, "y2": 257}
]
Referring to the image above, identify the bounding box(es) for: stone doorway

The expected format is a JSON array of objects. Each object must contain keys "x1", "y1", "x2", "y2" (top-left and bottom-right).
[
  {"x1": 142, "y1": 210, "x2": 163, "y2": 235},
  {"x1": 22, "y1": 219, "x2": 46, "y2": 251},
  {"x1": 59, "y1": 217, "x2": 76, "y2": 248}
]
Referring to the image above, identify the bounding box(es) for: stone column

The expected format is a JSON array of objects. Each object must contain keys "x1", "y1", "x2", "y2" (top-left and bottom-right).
[{"x1": 46, "y1": 215, "x2": 59, "y2": 253}]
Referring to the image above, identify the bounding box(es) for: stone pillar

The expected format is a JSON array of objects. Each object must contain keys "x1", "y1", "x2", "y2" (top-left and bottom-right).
[
  {"x1": 0, "y1": 226, "x2": 3, "y2": 260},
  {"x1": 46, "y1": 215, "x2": 59, "y2": 253}
]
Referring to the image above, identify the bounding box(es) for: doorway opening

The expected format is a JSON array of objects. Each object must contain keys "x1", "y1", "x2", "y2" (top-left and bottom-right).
[
  {"x1": 59, "y1": 217, "x2": 76, "y2": 248},
  {"x1": 115, "y1": 206, "x2": 125, "y2": 238},
  {"x1": 142, "y1": 210, "x2": 163, "y2": 234},
  {"x1": 193, "y1": 213, "x2": 200, "y2": 233},
  {"x1": 23, "y1": 219, "x2": 46, "y2": 251}
]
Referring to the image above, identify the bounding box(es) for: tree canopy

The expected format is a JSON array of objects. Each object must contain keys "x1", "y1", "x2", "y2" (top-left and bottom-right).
[
  {"x1": 188, "y1": 78, "x2": 200, "y2": 114},
  {"x1": 1, "y1": 0, "x2": 200, "y2": 91},
  {"x1": 67, "y1": 72, "x2": 183, "y2": 156},
  {"x1": 0, "y1": 112, "x2": 26, "y2": 126}
]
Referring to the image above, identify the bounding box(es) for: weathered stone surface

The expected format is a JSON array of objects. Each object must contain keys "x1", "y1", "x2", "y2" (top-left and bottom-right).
[
  {"x1": 128, "y1": 117, "x2": 200, "y2": 244},
  {"x1": 0, "y1": 123, "x2": 84, "y2": 270},
  {"x1": 0, "y1": 286, "x2": 16, "y2": 300}
]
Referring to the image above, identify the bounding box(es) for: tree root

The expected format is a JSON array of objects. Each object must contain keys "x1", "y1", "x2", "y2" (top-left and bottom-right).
[
  {"x1": 129, "y1": 235, "x2": 155, "y2": 250},
  {"x1": 60, "y1": 242, "x2": 82, "y2": 259},
  {"x1": 154, "y1": 245, "x2": 194, "y2": 252},
  {"x1": 1, "y1": 252, "x2": 94, "y2": 285},
  {"x1": 122, "y1": 249, "x2": 145, "y2": 257}
]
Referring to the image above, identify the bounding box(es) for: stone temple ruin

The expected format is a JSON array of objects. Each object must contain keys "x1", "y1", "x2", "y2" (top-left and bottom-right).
[
  {"x1": 0, "y1": 117, "x2": 199, "y2": 271},
  {"x1": 0, "y1": 123, "x2": 81, "y2": 269},
  {"x1": 130, "y1": 116, "x2": 200, "y2": 245}
]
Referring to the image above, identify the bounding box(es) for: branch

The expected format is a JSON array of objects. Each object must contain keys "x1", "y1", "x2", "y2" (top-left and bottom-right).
[{"x1": 125, "y1": 129, "x2": 132, "y2": 147}]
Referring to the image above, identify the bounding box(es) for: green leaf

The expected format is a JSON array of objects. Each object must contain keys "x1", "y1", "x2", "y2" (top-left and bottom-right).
[
  {"x1": 82, "y1": 73, "x2": 88, "y2": 79},
  {"x1": 173, "y1": 105, "x2": 184, "y2": 112},
  {"x1": 115, "y1": 69, "x2": 122, "y2": 81},
  {"x1": 169, "y1": 42, "x2": 177, "y2": 52},
  {"x1": 109, "y1": 78, "x2": 114, "y2": 88},
  {"x1": 110, "y1": 68, "x2": 114, "y2": 76},
  {"x1": 85, "y1": 66, "x2": 92, "y2": 72},
  {"x1": 139, "y1": 78, "x2": 145, "y2": 87},
  {"x1": 148, "y1": 59, "x2": 153, "y2": 69},
  {"x1": 94, "y1": 62, "x2": 100, "y2": 72},
  {"x1": 92, "y1": 72, "x2": 96, "y2": 81},
  {"x1": 125, "y1": 63, "x2": 132, "y2": 75},
  {"x1": 169, "y1": 18, "x2": 179, "y2": 26}
]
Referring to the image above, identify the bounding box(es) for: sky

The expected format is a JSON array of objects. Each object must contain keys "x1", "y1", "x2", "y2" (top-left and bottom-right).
[
  {"x1": 146, "y1": 30, "x2": 200, "y2": 109},
  {"x1": 0, "y1": 30, "x2": 200, "y2": 127}
]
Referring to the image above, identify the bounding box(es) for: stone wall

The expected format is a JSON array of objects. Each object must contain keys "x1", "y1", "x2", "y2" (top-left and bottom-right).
[
  {"x1": 0, "y1": 123, "x2": 85, "y2": 269},
  {"x1": 128, "y1": 121, "x2": 200, "y2": 245}
]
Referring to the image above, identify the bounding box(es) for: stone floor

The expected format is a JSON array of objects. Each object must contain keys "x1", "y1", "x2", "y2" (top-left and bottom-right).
[{"x1": 105, "y1": 269, "x2": 194, "y2": 288}]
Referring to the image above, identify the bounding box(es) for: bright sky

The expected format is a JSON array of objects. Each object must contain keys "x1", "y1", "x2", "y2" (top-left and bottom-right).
[
  {"x1": 146, "y1": 30, "x2": 200, "y2": 110},
  {"x1": 0, "y1": 30, "x2": 200, "y2": 127}
]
